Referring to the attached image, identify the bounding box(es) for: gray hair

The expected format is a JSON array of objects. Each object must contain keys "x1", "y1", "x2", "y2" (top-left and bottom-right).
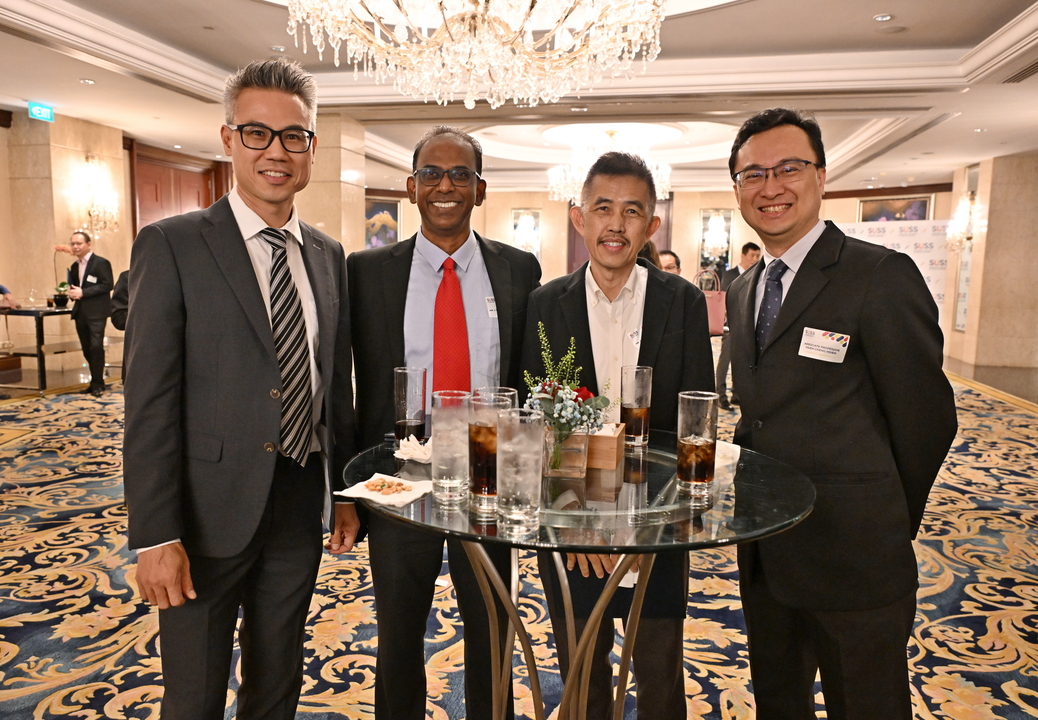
[{"x1": 224, "y1": 58, "x2": 318, "y2": 129}]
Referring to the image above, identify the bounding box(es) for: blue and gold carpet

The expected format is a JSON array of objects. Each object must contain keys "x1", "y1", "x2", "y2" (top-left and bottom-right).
[{"x1": 0, "y1": 379, "x2": 1035, "y2": 718}]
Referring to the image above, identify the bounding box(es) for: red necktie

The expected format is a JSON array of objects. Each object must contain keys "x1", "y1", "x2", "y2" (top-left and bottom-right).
[{"x1": 433, "y1": 257, "x2": 470, "y2": 392}]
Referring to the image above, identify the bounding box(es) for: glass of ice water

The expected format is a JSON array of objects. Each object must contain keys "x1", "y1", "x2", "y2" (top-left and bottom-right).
[
  {"x1": 496, "y1": 408, "x2": 544, "y2": 536},
  {"x1": 431, "y1": 390, "x2": 471, "y2": 505}
]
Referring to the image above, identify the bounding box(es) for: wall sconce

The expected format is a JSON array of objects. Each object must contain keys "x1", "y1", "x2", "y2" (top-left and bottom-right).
[
  {"x1": 68, "y1": 154, "x2": 119, "y2": 238},
  {"x1": 946, "y1": 191, "x2": 974, "y2": 252},
  {"x1": 512, "y1": 209, "x2": 541, "y2": 260},
  {"x1": 701, "y1": 209, "x2": 732, "y2": 257}
]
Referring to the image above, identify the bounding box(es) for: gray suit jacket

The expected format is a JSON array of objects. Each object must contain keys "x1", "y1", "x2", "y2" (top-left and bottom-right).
[
  {"x1": 123, "y1": 195, "x2": 356, "y2": 556},
  {"x1": 727, "y1": 221, "x2": 956, "y2": 610}
]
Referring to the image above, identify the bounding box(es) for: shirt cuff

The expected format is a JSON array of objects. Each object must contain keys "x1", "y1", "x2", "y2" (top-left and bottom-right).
[{"x1": 135, "y1": 539, "x2": 181, "y2": 554}]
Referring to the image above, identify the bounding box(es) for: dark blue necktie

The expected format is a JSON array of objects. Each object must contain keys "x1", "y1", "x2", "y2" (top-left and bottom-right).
[{"x1": 755, "y1": 259, "x2": 788, "y2": 354}]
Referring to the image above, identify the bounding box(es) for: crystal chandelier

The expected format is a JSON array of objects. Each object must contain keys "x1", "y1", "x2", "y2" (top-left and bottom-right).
[
  {"x1": 548, "y1": 131, "x2": 671, "y2": 204},
  {"x1": 702, "y1": 210, "x2": 730, "y2": 255},
  {"x1": 286, "y1": 0, "x2": 666, "y2": 109},
  {"x1": 945, "y1": 191, "x2": 974, "y2": 252}
]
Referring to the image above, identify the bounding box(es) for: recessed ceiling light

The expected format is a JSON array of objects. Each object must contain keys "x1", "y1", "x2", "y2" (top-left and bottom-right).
[
  {"x1": 215, "y1": 155, "x2": 222, "y2": 159},
  {"x1": 873, "y1": 13, "x2": 892, "y2": 22},
  {"x1": 173, "y1": 145, "x2": 181, "y2": 149},
  {"x1": 974, "y1": 128, "x2": 985, "y2": 133},
  {"x1": 79, "y1": 78, "x2": 95, "y2": 85},
  {"x1": 570, "y1": 107, "x2": 588, "y2": 112},
  {"x1": 271, "y1": 46, "x2": 285, "y2": 52}
]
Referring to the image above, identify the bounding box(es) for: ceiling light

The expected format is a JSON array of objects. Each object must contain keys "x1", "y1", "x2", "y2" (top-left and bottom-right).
[
  {"x1": 287, "y1": 0, "x2": 674, "y2": 109},
  {"x1": 873, "y1": 13, "x2": 892, "y2": 22},
  {"x1": 173, "y1": 145, "x2": 181, "y2": 149},
  {"x1": 547, "y1": 125, "x2": 672, "y2": 203},
  {"x1": 571, "y1": 107, "x2": 588, "y2": 112},
  {"x1": 215, "y1": 155, "x2": 222, "y2": 159},
  {"x1": 79, "y1": 78, "x2": 95, "y2": 85},
  {"x1": 271, "y1": 45, "x2": 285, "y2": 52},
  {"x1": 974, "y1": 128, "x2": 985, "y2": 133}
]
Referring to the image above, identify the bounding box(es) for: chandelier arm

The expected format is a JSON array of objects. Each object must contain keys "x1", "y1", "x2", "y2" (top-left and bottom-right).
[
  {"x1": 352, "y1": 0, "x2": 412, "y2": 47},
  {"x1": 386, "y1": 0, "x2": 434, "y2": 43},
  {"x1": 527, "y1": 2, "x2": 589, "y2": 52},
  {"x1": 438, "y1": 0, "x2": 460, "y2": 43}
]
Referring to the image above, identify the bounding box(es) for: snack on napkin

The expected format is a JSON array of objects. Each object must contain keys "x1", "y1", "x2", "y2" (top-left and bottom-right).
[
  {"x1": 394, "y1": 435, "x2": 432, "y2": 463},
  {"x1": 365, "y1": 478, "x2": 413, "y2": 495}
]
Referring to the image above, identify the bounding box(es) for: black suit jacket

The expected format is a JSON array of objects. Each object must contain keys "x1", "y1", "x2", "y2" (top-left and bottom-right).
[
  {"x1": 123, "y1": 195, "x2": 357, "y2": 556},
  {"x1": 69, "y1": 254, "x2": 113, "y2": 321},
  {"x1": 727, "y1": 221, "x2": 957, "y2": 611},
  {"x1": 110, "y1": 271, "x2": 128, "y2": 331},
  {"x1": 720, "y1": 266, "x2": 741, "y2": 291},
  {"x1": 521, "y1": 259, "x2": 714, "y2": 431},
  {"x1": 348, "y1": 233, "x2": 542, "y2": 449}
]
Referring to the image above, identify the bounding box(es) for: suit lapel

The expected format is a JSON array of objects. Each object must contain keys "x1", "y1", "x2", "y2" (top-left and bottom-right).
[
  {"x1": 478, "y1": 234, "x2": 513, "y2": 384},
  {"x1": 298, "y1": 224, "x2": 333, "y2": 374},
  {"x1": 200, "y1": 198, "x2": 276, "y2": 359},
  {"x1": 560, "y1": 264, "x2": 598, "y2": 394},
  {"x1": 763, "y1": 224, "x2": 841, "y2": 353},
  {"x1": 638, "y1": 263, "x2": 676, "y2": 369},
  {"x1": 382, "y1": 237, "x2": 415, "y2": 368},
  {"x1": 732, "y1": 260, "x2": 763, "y2": 369}
]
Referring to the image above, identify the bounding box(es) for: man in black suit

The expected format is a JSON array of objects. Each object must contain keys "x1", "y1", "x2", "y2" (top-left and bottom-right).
[
  {"x1": 123, "y1": 58, "x2": 357, "y2": 720},
  {"x1": 715, "y1": 241, "x2": 760, "y2": 409},
  {"x1": 67, "y1": 230, "x2": 113, "y2": 396},
  {"x1": 347, "y1": 126, "x2": 541, "y2": 720},
  {"x1": 521, "y1": 152, "x2": 714, "y2": 719},
  {"x1": 110, "y1": 270, "x2": 128, "y2": 331},
  {"x1": 726, "y1": 108, "x2": 957, "y2": 719}
]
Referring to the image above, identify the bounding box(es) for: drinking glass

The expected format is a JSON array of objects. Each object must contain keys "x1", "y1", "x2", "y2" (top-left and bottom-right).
[
  {"x1": 431, "y1": 390, "x2": 470, "y2": 505},
  {"x1": 473, "y1": 386, "x2": 519, "y2": 408},
  {"x1": 621, "y1": 366, "x2": 652, "y2": 447},
  {"x1": 394, "y1": 367, "x2": 427, "y2": 443},
  {"x1": 469, "y1": 394, "x2": 511, "y2": 516},
  {"x1": 677, "y1": 390, "x2": 719, "y2": 508},
  {"x1": 496, "y1": 408, "x2": 545, "y2": 536}
]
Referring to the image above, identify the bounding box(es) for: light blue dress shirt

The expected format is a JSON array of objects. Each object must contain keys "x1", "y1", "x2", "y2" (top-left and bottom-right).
[{"x1": 403, "y1": 230, "x2": 501, "y2": 408}]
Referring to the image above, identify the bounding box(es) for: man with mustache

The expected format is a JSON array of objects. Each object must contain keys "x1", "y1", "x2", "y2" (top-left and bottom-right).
[{"x1": 521, "y1": 151, "x2": 713, "y2": 719}]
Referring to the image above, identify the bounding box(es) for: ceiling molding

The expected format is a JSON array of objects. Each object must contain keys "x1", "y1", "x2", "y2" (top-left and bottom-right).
[
  {"x1": 826, "y1": 112, "x2": 961, "y2": 183},
  {"x1": 363, "y1": 132, "x2": 412, "y2": 171},
  {"x1": 0, "y1": 0, "x2": 226, "y2": 103},
  {"x1": 960, "y1": 1, "x2": 1038, "y2": 82}
]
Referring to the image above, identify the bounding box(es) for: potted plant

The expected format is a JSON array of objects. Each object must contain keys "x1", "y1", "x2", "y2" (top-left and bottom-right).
[
  {"x1": 524, "y1": 322, "x2": 609, "y2": 478},
  {"x1": 53, "y1": 281, "x2": 70, "y2": 308}
]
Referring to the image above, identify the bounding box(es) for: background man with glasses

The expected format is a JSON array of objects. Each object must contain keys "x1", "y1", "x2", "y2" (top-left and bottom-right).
[
  {"x1": 347, "y1": 126, "x2": 540, "y2": 720},
  {"x1": 123, "y1": 58, "x2": 357, "y2": 719},
  {"x1": 725, "y1": 107, "x2": 956, "y2": 719}
]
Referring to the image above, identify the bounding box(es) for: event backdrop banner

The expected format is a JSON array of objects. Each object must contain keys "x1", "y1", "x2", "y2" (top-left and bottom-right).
[{"x1": 836, "y1": 220, "x2": 949, "y2": 329}]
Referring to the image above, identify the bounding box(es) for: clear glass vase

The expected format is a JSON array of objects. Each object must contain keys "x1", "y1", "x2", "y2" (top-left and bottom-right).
[{"x1": 544, "y1": 428, "x2": 590, "y2": 478}]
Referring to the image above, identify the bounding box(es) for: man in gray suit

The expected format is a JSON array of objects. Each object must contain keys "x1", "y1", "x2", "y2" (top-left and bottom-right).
[
  {"x1": 123, "y1": 58, "x2": 357, "y2": 720},
  {"x1": 715, "y1": 241, "x2": 760, "y2": 409},
  {"x1": 726, "y1": 107, "x2": 956, "y2": 719}
]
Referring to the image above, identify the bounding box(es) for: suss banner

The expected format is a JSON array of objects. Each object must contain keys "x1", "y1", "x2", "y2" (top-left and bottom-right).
[{"x1": 836, "y1": 220, "x2": 949, "y2": 329}]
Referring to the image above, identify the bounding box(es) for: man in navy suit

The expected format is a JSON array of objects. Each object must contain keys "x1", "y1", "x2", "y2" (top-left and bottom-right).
[
  {"x1": 67, "y1": 230, "x2": 113, "y2": 396},
  {"x1": 726, "y1": 107, "x2": 956, "y2": 719}
]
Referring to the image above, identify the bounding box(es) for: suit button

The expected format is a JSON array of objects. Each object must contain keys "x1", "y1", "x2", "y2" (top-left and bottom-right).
[
  {"x1": 752, "y1": 420, "x2": 763, "y2": 429},
  {"x1": 270, "y1": 389, "x2": 281, "y2": 399},
  {"x1": 264, "y1": 443, "x2": 276, "y2": 452}
]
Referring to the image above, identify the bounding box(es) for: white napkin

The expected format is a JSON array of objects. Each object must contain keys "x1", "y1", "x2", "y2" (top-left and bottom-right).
[
  {"x1": 335, "y1": 473, "x2": 432, "y2": 507},
  {"x1": 394, "y1": 436, "x2": 432, "y2": 464}
]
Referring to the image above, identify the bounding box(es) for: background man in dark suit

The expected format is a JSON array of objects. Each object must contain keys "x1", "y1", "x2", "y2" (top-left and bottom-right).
[
  {"x1": 521, "y1": 152, "x2": 714, "y2": 719},
  {"x1": 67, "y1": 230, "x2": 112, "y2": 396},
  {"x1": 123, "y1": 58, "x2": 357, "y2": 720},
  {"x1": 658, "y1": 248, "x2": 681, "y2": 274},
  {"x1": 348, "y1": 126, "x2": 541, "y2": 720},
  {"x1": 110, "y1": 270, "x2": 128, "y2": 331},
  {"x1": 715, "y1": 241, "x2": 760, "y2": 409},
  {"x1": 726, "y1": 107, "x2": 957, "y2": 719}
]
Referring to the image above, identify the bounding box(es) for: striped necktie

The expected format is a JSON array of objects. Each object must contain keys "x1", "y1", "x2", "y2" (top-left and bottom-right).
[
  {"x1": 260, "y1": 227, "x2": 313, "y2": 465},
  {"x1": 755, "y1": 259, "x2": 788, "y2": 354}
]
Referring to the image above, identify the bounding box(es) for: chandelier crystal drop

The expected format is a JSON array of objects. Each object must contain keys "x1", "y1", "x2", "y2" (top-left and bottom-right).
[
  {"x1": 548, "y1": 133, "x2": 671, "y2": 204},
  {"x1": 286, "y1": 0, "x2": 667, "y2": 109}
]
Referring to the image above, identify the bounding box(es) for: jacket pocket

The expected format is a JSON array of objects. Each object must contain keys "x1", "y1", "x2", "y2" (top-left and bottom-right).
[{"x1": 185, "y1": 431, "x2": 223, "y2": 462}]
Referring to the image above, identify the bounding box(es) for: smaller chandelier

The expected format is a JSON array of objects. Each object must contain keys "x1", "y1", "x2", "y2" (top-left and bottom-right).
[
  {"x1": 702, "y1": 211, "x2": 730, "y2": 256},
  {"x1": 286, "y1": 0, "x2": 666, "y2": 109},
  {"x1": 946, "y1": 191, "x2": 974, "y2": 252},
  {"x1": 548, "y1": 131, "x2": 671, "y2": 204}
]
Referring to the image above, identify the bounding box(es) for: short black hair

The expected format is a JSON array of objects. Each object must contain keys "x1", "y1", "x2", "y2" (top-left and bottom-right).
[
  {"x1": 224, "y1": 58, "x2": 317, "y2": 129},
  {"x1": 659, "y1": 249, "x2": 680, "y2": 269},
  {"x1": 729, "y1": 108, "x2": 826, "y2": 178},
  {"x1": 71, "y1": 230, "x2": 92, "y2": 244},
  {"x1": 580, "y1": 152, "x2": 657, "y2": 218},
  {"x1": 741, "y1": 242, "x2": 760, "y2": 255},
  {"x1": 412, "y1": 126, "x2": 483, "y2": 175}
]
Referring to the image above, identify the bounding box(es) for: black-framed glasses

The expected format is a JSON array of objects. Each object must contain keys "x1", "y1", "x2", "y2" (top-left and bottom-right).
[
  {"x1": 412, "y1": 167, "x2": 481, "y2": 187},
  {"x1": 228, "y1": 124, "x2": 315, "y2": 153},
  {"x1": 733, "y1": 159, "x2": 820, "y2": 188}
]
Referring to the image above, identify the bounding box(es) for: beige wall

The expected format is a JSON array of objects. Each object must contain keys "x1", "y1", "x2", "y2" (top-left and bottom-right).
[
  {"x1": 482, "y1": 191, "x2": 569, "y2": 281},
  {"x1": 296, "y1": 112, "x2": 366, "y2": 253}
]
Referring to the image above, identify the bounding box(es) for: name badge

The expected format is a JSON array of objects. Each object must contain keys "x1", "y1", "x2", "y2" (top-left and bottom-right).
[
  {"x1": 799, "y1": 327, "x2": 849, "y2": 363},
  {"x1": 86, "y1": 274, "x2": 97, "y2": 283},
  {"x1": 628, "y1": 328, "x2": 642, "y2": 348},
  {"x1": 485, "y1": 296, "x2": 498, "y2": 318}
]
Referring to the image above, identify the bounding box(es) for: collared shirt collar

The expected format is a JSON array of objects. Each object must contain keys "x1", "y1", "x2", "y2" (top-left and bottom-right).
[
  {"x1": 228, "y1": 185, "x2": 303, "y2": 245},
  {"x1": 585, "y1": 263, "x2": 642, "y2": 309},
  {"x1": 760, "y1": 219, "x2": 826, "y2": 274},
  {"x1": 415, "y1": 228, "x2": 478, "y2": 272}
]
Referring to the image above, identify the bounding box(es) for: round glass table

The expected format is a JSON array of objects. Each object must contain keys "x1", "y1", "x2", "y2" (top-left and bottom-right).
[{"x1": 343, "y1": 430, "x2": 814, "y2": 720}]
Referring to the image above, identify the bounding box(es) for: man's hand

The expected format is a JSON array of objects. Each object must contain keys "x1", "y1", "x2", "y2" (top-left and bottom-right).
[
  {"x1": 326, "y1": 503, "x2": 359, "y2": 555},
  {"x1": 2, "y1": 293, "x2": 20, "y2": 309},
  {"x1": 68, "y1": 286, "x2": 84, "y2": 300},
  {"x1": 567, "y1": 553, "x2": 617, "y2": 579},
  {"x1": 136, "y1": 542, "x2": 196, "y2": 609}
]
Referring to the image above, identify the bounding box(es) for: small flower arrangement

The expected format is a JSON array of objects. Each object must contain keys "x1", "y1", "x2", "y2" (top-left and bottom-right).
[{"x1": 524, "y1": 322, "x2": 609, "y2": 469}]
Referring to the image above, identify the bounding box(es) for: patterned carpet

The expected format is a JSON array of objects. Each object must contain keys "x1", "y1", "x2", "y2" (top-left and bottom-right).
[{"x1": 0, "y1": 378, "x2": 1036, "y2": 719}]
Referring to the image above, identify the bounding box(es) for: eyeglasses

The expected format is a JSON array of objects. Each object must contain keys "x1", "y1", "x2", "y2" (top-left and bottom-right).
[
  {"x1": 733, "y1": 159, "x2": 820, "y2": 189},
  {"x1": 227, "y1": 124, "x2": 315, "y2": 153},
  {"x1": 412, "y1": 167, "x2": 481, "y2": 187}
]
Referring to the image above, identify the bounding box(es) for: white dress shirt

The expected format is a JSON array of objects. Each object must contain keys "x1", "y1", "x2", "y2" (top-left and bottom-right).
[
  {"x1": 586, "y1": 264, "x2": 647, "y2": 424},
  {"x1": 754, "y1": 219, "x2": 826, "y2": 320}
]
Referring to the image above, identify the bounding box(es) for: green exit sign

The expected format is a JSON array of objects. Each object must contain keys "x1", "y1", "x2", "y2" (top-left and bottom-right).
[{"x1": 28, "y1": 102, "x2": 55, "y2": 122}]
